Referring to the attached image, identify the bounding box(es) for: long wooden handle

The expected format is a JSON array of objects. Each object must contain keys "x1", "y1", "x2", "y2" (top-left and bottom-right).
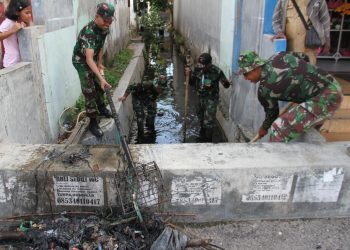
[{"x1": 249, "y1": 134, "x2": 261, "y2": 143}]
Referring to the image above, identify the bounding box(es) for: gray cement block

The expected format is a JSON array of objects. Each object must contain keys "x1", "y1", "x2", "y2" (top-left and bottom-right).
[
  {"x1": 18, "y1": 26, "x2": 45, "y2": 62},
  {"x1": 1, "y1": 142, "x2": 350, "y2": 222},
  {"x1": 130, "y1": 142, "x2": 350, "y2": 222},
  {"x1": 0, "y1": 144, "x2": 125, "y2": 217}
]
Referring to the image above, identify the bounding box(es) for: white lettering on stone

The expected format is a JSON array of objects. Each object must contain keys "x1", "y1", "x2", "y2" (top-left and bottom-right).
[
  {"x1": 5, "y1": 176, "x2": 17, "y2": 201},
  {"x1": 0, "y1": 176, "x2": 18, "y2": 203},
  {"x1": 53, "y1": 176, "x2": 104, "y2": 206},
  {"x1": 293, "y1": 168, "x2": 344, "y2": 202},
  {"x1": 242, "y1": 174, "x2": 293, "y2": 202},
  {"x1": 0, "y1": 176, "x2": 6, "y2": 203},
  {"x1": 171, "y1": 176, "x2": 221, "y2": 205}
]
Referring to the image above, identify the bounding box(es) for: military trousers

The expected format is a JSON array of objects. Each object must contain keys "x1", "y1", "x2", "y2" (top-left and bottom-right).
[
  {"x1": 197, "y1": 97, "x2": 218, "y2": 129},
  {"x1": 270, "y1": 80, "x2": 343, "y2": 142},
  {"x1": 73, "y1": 63, "x2": 105, "y2": 118},
  {"x1": 132, "y1": 98, "x2": 157, "y2": 126}
]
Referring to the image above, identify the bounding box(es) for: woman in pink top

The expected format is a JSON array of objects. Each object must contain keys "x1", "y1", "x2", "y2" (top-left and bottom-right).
[{"x1": 0, "y1": 0, "x2": 31, "y2": 68}]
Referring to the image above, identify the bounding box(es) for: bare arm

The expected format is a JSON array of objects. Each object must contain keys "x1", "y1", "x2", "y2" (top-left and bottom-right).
[
  {"x1": 85, "y1": 48, "x2": 111, "y2": 90},
  {"x1": 118, "y1": 92, "x2": 130, "y2": 102},
  {"x1": 0, "y1": 22, "x2": 22, "y2": 41},
  {"x1": 97, "y1": 48, "x2": 104, "y2": 70}
]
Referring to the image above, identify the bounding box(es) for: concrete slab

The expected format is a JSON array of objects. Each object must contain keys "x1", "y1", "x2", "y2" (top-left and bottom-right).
[
  {"x1": 0, "y1": 144, "x2": 124, "y2": 217},
  {"x1": 130, "y1": 142, "x2": 350, "y2": 222},
  {"x1": 1, "y1": 142, "x2": 350, "y2": 222}
]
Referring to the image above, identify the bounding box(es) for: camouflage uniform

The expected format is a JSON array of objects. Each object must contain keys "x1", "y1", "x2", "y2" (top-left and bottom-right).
[
  {"x1": 239, "y1": 51, "x2": 343, "y2": 142},
  {"x1": 153, "y1": 76, "x2": 169, "y2": 97},
  {"x1": 191, "y1": 65, "x2": 230, "y2": 130},
  {"x1": 153, "y1": 76, "x2": 168, "y2": 90},
  {"x1": 72, "y1": 3, "x2": 114, "y2": 119},
  {"x1": 126, "y1": 81, "x2": 159, "y2": 134}
]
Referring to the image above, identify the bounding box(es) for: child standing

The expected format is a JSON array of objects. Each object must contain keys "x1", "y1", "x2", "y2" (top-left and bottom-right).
[{"x1": 0, "y1": 0, "x2": 31, "y2": 68}]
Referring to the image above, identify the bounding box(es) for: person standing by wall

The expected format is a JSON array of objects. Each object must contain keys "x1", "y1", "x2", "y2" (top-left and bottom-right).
[
  {"x1": 0, "y1": 0, "x2": 32, "y2": 68},
  {"x1": 186, "y1": 53, "x2": 231, "y2": 142},
  {"x1": 238, "y1": 50, "x2": 343, "y2": 142},
  {"x1": 272, "y1": 0, "x2": 331, "y2": 65},
  {"x1": 72, "y1": 3, "x2": 116, "y2": 137}
]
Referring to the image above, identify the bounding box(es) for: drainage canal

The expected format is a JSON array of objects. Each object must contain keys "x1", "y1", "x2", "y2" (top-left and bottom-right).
[{"x1": 129, "y1": 45, "x2": 228, "y2": 144}]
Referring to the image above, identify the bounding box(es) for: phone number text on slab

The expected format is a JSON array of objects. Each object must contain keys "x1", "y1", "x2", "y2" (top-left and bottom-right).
[{"x1": 56, "y1": 197, "x2": 101, "y2": 206}]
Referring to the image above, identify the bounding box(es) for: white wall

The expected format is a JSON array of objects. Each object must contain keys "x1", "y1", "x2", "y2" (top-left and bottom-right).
[
  {"x1": 174, "y1": 0, "x2": 221, "y2": 61},
  {"x1": 174, "y1": 0, "x2": 271, "y2": 139},
  {"x1": 0, "y1": 63, "x2": 49, "y2": 143},
  {"x1": 38, "y1": 26, "x2": 82, "y2": 140},
  {"x1": 230, "y1": 0, "x2": 266, "y2": 135}
]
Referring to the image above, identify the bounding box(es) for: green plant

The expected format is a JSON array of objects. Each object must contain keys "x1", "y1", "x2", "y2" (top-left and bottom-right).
[
  {"x1": 173, "y1": 30, "x2": 185, "y2": 46},
  {"x1": 139, "y1": 9, "x2": 165, "y2": 40},
  {"x1": 149, "y1": 0, "x2": 168, "y2": 11},
  {"x1": 75, "y1": 95, "x2": 85, "y2": 113}
]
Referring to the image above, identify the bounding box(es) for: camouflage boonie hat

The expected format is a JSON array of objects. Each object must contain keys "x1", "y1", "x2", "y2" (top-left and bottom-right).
[
  {"x1": 97, "y1": 2, "x2": 115, "y2": 20},
  {"x1": 237, "y1": 51, "x2": 266, "y2": 74}
]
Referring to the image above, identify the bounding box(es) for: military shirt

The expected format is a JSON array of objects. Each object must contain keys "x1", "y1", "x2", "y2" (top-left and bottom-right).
[
  {"x1": 153, "y1": 78, "x2": 168, "y2": 89},
  {"x1": 126, "y1": 81, "x2": 159, "y2": 102},
  {"x1": 258, "y1": 52, "x2": 335, "y2": 130},
  {"x1": 72, "y1": 21, "x2": 109, "y2": 64},
  {"x1": 191, "y1": 64, "x2": 230, "y2": 99}
]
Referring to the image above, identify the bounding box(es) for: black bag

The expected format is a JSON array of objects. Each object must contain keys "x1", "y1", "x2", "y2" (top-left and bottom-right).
[
  {"x1": 291, "y1": 0, "x2": 322, "y2": 49},
  {"x1": 305, "y1": 25, "x2": 322, "y2": 49}
]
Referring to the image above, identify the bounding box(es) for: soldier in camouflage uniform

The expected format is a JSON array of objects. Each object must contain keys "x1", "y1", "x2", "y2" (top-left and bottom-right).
[
  {"x1": 238, "y1": 50, "x2": 343, "y2": 142},
  {"x1": 72, "y1": 3, "x2": 115, "y2": 137},
  {"x1": 119, "y1": 81, "x2": 159, "y2": 137},
  {"x1": 187, "y1": 53, "x2": 231, "y2": 142},
  {"x1": 153, "y1": 74, "x2": 168, "y2": 95}
]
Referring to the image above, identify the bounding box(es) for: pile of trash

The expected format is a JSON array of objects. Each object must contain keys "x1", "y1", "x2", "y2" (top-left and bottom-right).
[
  {"x1": 0, "y1": 212, "x2": 222, "y2": 250},
  {"x1": 0, "y1": 213, "x2": 162, "y2": 249}
]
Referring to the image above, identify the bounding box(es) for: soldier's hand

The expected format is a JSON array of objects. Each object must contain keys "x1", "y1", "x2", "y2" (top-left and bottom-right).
[
  {"x1": 118, "y1": 96, "x2": 127, "y2": 102},
  {"x1": 223, "y1": 80, "x2": 231, "y2": 89},
  {"x1": 100, "y1": 78, "x2": 111, "y2": 91},
  {"x1": 258, "y1": 127, "x2": 268, "y2": 138}
]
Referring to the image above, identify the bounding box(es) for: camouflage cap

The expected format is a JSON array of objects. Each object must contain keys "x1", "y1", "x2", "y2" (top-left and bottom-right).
[
  {"x1": 97, "y1": 2, "x2": 115, "y2": 20},
  {"x1": 237, "y1": 51, "x2": 266, "y2": 74}
]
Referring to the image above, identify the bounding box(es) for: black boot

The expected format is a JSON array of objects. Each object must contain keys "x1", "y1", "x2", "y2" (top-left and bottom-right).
[
  {"x1": 145, "y1": 116, "x2": 155, "y2": 130},
  {"x1": 89, "y1": 118, "x2": 103, "y2": 137},
  {"x1": 204, "y1": 128, "x2": 213, "y2": 142},
  {"x1": 137, "y1": 120, "x2": 144, "y2": 137},
  {"x1": 98, "y1": 106, "x2": 113, "y2": 118}
]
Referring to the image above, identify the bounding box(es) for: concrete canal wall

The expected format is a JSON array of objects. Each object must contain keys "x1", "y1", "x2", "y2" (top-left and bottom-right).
[{"x1": 0, "y1": 142, "x2": 350, "y2": 222}]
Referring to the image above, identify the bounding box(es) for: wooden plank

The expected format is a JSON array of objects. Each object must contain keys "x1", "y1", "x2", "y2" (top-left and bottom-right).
[
  {"x1": 333, "y1": 109, "x2": 350, "y2": 119},
  {"x1": 65, "y1": 117, "x2": 90, "y2": 146},
  {"x1": 320, "y1": 132, "x2": 350, "y2": 142},
  {"x1": 335, "y1": 77, "x2": 350, "y2": 95},
  {"x1": 339, "y1": 96, "x2": 350, "y2": 109},
  {"x1": 320, "y1": 119, "x2": 350, "y2": 133}
]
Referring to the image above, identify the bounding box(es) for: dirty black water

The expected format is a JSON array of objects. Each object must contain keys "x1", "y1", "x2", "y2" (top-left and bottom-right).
[{"x1": 129, "y1": 47, "x2": 227, "y2": 144}]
